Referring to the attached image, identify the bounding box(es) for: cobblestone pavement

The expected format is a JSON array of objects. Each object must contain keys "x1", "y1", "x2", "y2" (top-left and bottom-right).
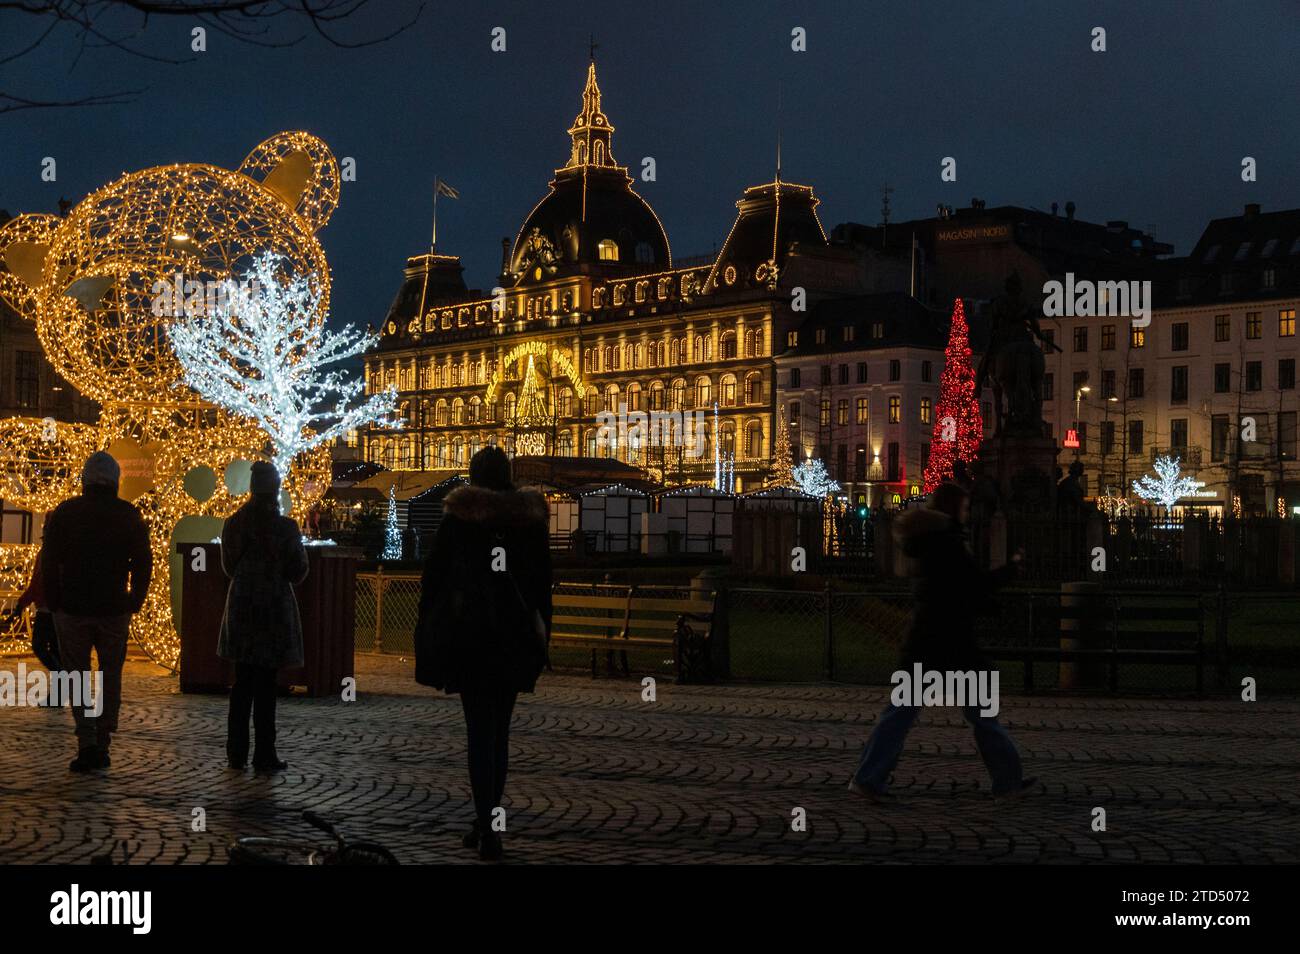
[{"x1": 1, "y1": 653, "x2": 1297, "y2": 864}]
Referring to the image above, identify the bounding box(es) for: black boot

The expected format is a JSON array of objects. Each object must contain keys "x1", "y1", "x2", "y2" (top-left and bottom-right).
[
  {"x1": 252, "y1": 750, "x2": 287, "y2": 772},
  {"x1": 69, "y1": 747, "x2": 102, "y2": 772},
  {"x1": 227, "y1": 740, "x2": 247, "y2": 770},
  {"x1": 461, "y1": 820, "x2": 481, "y2": 850},
  {"x1": 478, "y1": 830, "x2": 503, "y2": 862}
]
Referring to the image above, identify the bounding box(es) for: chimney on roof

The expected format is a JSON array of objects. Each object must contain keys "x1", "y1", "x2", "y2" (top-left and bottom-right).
[
  {"x1": 1244, "y1": 203, "x2": 1261, "y2": 219},
  {"x1": 1065, "y1": 201, "x2": 1075, "y2": 221},
  {"x1": 1051, "y1": 202, "x2": 1059, "y2": 216}
]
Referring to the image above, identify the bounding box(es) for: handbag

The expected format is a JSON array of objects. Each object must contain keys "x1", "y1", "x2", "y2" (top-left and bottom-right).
[{"x1": 31, "y1": 610, "x2": 60, "y2": 671}]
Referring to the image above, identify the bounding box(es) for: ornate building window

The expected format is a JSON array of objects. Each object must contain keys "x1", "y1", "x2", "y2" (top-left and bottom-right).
[
  {"x1": 626, "y1": 382, "x2": 643, "y2": 411},
  {"x1": 657, "y1": 277, "x2": 671, "y2": 299},
  {"x1": 451, "y1": 397, "x2": 465, "y2": 425},
  {"x1": 719, "y1": 373, "x2": 737, "y2": 407},
  {"x1": 593, "y1": 287, "x2": 606, "y2": 308},
  {"x1": 434, "y1": 399, "x2": 448, "y2": 426},
  {"x1": 598, "y1": 239, "x2": 619, "y2": 262},
  {"x1": 503, "y1": 392, "x2": 516, "y2": 422},
  {"x1": 670, "y1": 378, "x2": 687, "y2": 410},
  {"x1": 744, "y1": 371, "x2": 763, "y2": 404},
  {"x1": 613, "y1": 284, "x2": 627, "y2": 305},
  {"x1": 695, "y1": 375, "x2": 712, "y2": 406},
  {"x1": 720, "y1": 332, "x2": 737, "y2": 360},
  {"x1": 746, "y1": 420, "x2": 763, "y2": 458},
  {"x1": 649, "y1": 380, "x2": 665, "y2": 410},
  {"x1": 635, "y1": 280, "x2": 649, "y2": 302},
  {"x1": 557, "y1": 387, "x2": 573, "y2": 418},
  {"x1": 603, "y1": 383, "x2": 619, "y2": 412}
]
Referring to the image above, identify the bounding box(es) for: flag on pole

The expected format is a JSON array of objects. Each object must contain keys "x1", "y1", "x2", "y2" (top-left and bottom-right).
[{"x1": 435, "y1": 178, "x2": 460, "y2": 199}]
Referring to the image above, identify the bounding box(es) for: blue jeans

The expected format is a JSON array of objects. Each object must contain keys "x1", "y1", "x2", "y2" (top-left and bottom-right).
[{"x1": 853, "y1": 702, "x2": 1024, "y2": 795}]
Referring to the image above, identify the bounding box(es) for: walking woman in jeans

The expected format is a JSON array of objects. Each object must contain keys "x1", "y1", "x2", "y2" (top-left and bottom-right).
[
  {"x1": 415, "y1": 446, "x2": 552, "y2": 861},
  {"x1": 218, "y1": 461, "x2": 309, "y2": 772}
]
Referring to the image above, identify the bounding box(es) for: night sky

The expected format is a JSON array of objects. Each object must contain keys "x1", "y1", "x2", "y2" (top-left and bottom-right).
[{"x1": 3, "y1": 0, "x2": 1298, "y2": 330}]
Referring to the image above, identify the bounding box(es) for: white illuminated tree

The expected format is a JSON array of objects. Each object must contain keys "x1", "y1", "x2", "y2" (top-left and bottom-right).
[
  {"x1": 382, "y1": 485, "x2": 402, "y2": 560},
  {"x1": 792, "y1": 458, "x2": 841, "y2": 498},
  {"x1": 169, "y1": 251, "x2": 399, "y2": 478},
  {"x1": 1132, "y1": 455, "x2": 1202, "y2": 511}
]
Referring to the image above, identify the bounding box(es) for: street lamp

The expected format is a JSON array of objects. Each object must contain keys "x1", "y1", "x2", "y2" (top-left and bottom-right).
[
  {"x1": 1101, "y1": 395, "x2": 1118, "y2": 489},
  {"x1": 1073, "y1": 386, "x2": 1091, "y2": 459}
]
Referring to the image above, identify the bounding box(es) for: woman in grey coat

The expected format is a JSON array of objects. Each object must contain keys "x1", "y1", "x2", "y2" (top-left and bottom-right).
[{"x1": 218, "y1": 462, "x2": 309, "y2": 772}]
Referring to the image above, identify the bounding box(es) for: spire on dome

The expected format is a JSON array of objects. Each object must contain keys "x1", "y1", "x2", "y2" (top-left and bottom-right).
[{"x1": 564, "y1": 61, "x2": 618, "y2": 171}]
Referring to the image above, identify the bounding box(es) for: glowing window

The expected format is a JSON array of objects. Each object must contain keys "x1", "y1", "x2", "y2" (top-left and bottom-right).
[{"x1": 598, "y1": 240, "x2": 619, "y2": 262}]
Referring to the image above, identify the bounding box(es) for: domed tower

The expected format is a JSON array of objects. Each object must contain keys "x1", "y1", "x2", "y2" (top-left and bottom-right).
[{"x1": 508, "y1": 60, "x2": 670, "y2": 285}]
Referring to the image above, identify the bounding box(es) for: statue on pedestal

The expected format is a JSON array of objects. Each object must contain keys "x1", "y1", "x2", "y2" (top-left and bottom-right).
[{"x1": 975, "y1": 273, "x2": 1062, "y2": 436}]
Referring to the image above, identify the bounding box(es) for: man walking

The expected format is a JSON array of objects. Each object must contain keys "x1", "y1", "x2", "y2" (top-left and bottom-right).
[{"x1": 42, "y1": 451, "x2": 152, "y2": 772}]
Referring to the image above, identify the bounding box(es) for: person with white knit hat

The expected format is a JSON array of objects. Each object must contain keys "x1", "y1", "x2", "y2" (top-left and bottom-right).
[{"x1": 41, "y1": 450, "x2": 152, "y2": 772}]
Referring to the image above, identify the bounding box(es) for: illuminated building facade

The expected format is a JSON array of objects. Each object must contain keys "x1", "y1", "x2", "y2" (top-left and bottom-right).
[{"x1": 364, "y1": 60, "x2": 863, "y2": 490}]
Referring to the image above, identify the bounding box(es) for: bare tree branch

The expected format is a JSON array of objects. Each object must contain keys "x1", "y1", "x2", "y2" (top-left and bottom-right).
[{"x1": 1, "y1": 0, "x2": 425, "y2": 114}]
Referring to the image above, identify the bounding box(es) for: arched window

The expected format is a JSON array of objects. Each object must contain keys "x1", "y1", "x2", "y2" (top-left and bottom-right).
[
  {"x1": 451, "y1": 397, "x2": 464, "y2": 425},
  {"x1": 649, "y1": 380, "x2": 665, "y2": 410},
  {"x1": 670, "y1": 378, "x2": 687, "y2": 410},
  {"x1": 613, "y1": 284, "x2": 627, "y2": 306},
  {"x1": 744, "y1": 329, "x2": 757, "y2": 357},
  {"x1": 693, "y1": 336, "x2": 704, "y2": 363},
  {"x1": 598, "y1": 239, "x2": 619, "y2": 262},
  {"x1": 720, "y1": 331, "x2": 737, "y2": 360},
  {"x1": 383, "y1": 442, "x2": 396, "y2": 469},
  {"x1": 584, "y1": 428, "x2": 597, "y2": 457},
  {"x1": 744, "y1": 372, "x2": 763, "y2": 404},
  {"x1": 468, "y1": 396, "x2": 482, "y2": 423},
  {"x1": 452, "y1": 438, "x2": 464, "y2": 465},
  {"x1": 695, "y1": 375, "x2": 712, "y2": 407},
  {"x1": 557, "y1": 431, "x2": 574, "y2": 456},
  {"x1": 423, "y1": 442, "x2": 434, "y2": 470},
  {"x1": 746, "y1": 420, "x2": 763, "y2": 459},
  {"x1": 594, "y1": 141, "x2": 604, "y2": 165},
  {"x1": 657, "y1": 277, "x2": 672, "y2": 299},
  {"x1": 434, "y1": 364, "x2": 444, "y2": 388},
  {"x1": 557, "y1": 387, "x2": 573, "y2": 418},
  {"x1": 719, "y1": 421, "x2": 736, "y2": 456},
  {"x1": 627, "y1": 343, "x2": 636, "y2": 369},
  {"x1": 603, "y1": 383, "x2": 619, "y2": 413},
  {"x1": 626, "y1": 382, "x2": 643, "y2": 411},
  {"x1": 670, "y1": 338, "x2": 682, "y2": 366},
  {"x1": 635, "y1": 280, "x2": 649, "y2": 302},
  {"x1": 603, "y1": 345, "x2": 614, "y2": 370},
  {"x1": 719, "y1": 373, "x2": 738, "y2": 407},
  {"x1": 503, "y1": 392, "x2": 517, "y2": 422},
  {"x1": 469, "y1": 434, "x2": 481, "y2": 459},
  {"x1": 577, "y1": 141, "x2": 587, "y2": 164},
  {"x1": 583, "y1": 348, "x2": 592, "y2": 373},
  {"x1": 635, "y1": 243, "x2": 654, "y2": 264},
  {"x1": 592, "y1": 287, "x2": 606, "y2": 308}
]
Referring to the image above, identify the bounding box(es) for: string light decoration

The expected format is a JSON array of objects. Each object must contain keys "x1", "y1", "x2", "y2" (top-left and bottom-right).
[
  {"x1": 767, "y1": 406, "x2": 796, "y2": 487},
  {"x1": 0, "y1": 132, "x2": 343, "y2": 669},
  {"x1": 923, "y1": 298, "x2": 982, "y2": 493},
  {"x1": 382, "y1": 485, "x2": 402, "y2": 560},
  {"x1": 1132, "y1": 455, "x2": 1202, "y2": 512},
  {"x1": 792, "y1": 457, "x2": 840, "y2": 498},
  {"x1": 169, "y1": 251, "x2": 399, "y2": 486}
]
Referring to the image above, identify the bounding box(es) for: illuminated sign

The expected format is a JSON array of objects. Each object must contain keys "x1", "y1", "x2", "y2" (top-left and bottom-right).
[{"x1": 1063, "y1": 428, "x2": 1080, "y2": 448}]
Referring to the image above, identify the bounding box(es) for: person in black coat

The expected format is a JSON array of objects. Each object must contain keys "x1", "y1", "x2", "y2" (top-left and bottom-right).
[
  {"x1": 415, "y1": 446, "x2": 552, "y2": 861},
  {"x1": 849, "y1": 482, "x2": 1036, "y2": 802}
]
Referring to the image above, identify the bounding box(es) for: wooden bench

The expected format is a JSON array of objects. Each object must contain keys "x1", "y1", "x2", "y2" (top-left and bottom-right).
[
  {"x1": 988, "y1": 595, "x2": 1206, "y2": 694},
  {"x1": 549, "y1": 585, "x2": 719, "y2": 682}
]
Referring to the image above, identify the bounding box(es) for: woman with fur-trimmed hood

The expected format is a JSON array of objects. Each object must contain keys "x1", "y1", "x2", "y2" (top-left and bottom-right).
[
  {"x1": 415, "y1": 446, "x2": 552, "y2": 861},
  {"x1": 847, "y1": 483, "x2": 1036, "y2": 803}
]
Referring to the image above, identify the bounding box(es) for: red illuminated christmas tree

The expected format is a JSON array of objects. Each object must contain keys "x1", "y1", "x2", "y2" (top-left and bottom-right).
[{"x1": 923, "y1": 298, "x2": 982, "y2": 492}]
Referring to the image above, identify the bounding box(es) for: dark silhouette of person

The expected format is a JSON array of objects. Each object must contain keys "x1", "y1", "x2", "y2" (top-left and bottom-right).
[
  {"x1": 42, "y1": 451, "x2": 152, "y2": 771},
  {"x1": 218, "y1": 461, "x2": 308, "y2": 772},
  {"x1": 415, "y1": 446, "x2": 552, "y2": 862},
  {"x1": 849, "y1": 482, "x2": 1036, "y2": 801}
]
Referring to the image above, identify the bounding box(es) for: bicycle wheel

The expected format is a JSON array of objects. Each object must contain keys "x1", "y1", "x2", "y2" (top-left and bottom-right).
[{"x1": 228, "y1": 837, "x2": 324, "y2": 866}]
